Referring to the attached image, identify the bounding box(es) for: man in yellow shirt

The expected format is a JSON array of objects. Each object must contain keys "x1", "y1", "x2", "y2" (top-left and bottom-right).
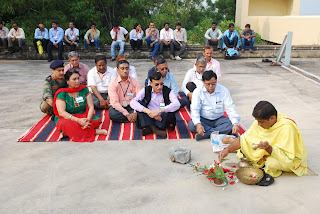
[{"x1": 219, "y1": 101, "x2": 307, "y2": 183}]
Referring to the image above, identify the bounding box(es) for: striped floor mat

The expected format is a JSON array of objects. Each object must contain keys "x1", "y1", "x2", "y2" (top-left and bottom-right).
[{"x1": 18, "y1": 93, "x2": 246, "y2": 142}]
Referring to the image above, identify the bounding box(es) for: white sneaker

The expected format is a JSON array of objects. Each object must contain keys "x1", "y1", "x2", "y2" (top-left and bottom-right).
[{"x1": 175, "y1": 56, "x2": 182, "y2": 60}]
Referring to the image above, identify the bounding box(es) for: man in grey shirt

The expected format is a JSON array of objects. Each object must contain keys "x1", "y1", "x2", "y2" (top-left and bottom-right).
[
  {"x1": 240, "y1": 24, "x2": 256, "y2": 53},
  {"x1": 204, "y1": 22, "x2": 223, "y2": 50},
  {"x1": 173, "y1": 22, "x2": 188, "y2": 60}
]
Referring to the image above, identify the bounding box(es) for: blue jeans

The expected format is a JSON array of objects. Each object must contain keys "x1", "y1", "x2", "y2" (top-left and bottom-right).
[
  {"x1": 111, "y1": 41, "x2": 126, "y2": 59},
  {"x1": 145, "y1": 37, "x2": 160, "y2": 57},
  {"x1": 188, "y1": 116, "x2": 233, "y2": 136},
  {"x1": 241, "y1": 37, "x2": 255, "y2": 50},
  {"x1": 84, "y1": 38, "x2": 99, "y2": 49}
]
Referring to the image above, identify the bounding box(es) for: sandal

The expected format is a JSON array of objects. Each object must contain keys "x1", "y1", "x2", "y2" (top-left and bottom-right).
[{"x1": 256, "y1": 168, "x2": 274, "y2": 186}]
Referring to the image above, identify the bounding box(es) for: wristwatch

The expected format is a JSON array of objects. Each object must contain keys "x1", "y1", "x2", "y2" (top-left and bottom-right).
[{"x1": 158, "y1": 108, "x2": 162, "y2": 113}]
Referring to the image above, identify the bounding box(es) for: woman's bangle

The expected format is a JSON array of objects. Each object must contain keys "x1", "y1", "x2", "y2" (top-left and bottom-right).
[{"x1": 68, "y1": 114, "x2": 73, "y2": 119}]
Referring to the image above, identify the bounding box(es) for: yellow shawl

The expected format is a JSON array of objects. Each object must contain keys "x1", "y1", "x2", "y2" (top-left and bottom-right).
[{"x1": 237, "y1": 113, "x2": 307, "y2": 176}]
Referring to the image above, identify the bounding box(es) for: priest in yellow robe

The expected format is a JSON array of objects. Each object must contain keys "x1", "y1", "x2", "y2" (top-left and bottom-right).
[{"x1": 219, "y1": 101, "x2": 307, "y2": 178}]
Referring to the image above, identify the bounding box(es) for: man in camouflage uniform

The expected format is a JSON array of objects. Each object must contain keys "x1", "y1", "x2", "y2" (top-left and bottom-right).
[{"x1": 40, "y1": 60, "x2": 65, "y2": 115}]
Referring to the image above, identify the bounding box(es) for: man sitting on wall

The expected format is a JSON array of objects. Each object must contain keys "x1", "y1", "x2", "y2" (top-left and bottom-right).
[{"x1": 240, "y1": 24, "x2": 256, "y2": 53}]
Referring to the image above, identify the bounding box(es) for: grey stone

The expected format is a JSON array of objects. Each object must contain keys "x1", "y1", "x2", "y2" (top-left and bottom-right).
[{"x1": 169, "y1": 147, "x2": 191, "y2": 164}]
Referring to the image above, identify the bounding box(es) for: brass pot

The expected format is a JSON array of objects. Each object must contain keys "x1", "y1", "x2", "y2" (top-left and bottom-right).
[
  {"x1": 238, "y1": 157, "x2": 251, "y2": 168},
  {"x1": 236, "y1": 168, "x2": 264, "y2": 185}
]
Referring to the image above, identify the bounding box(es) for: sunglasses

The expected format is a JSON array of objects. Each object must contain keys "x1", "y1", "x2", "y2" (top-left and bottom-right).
[{"x1": 154, "y1": 83, "x2": 164, "y2": 86}]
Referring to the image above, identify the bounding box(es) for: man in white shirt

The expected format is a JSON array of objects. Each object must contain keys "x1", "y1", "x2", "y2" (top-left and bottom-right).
[
  {"x1": 159, "y1": 22, "x2": 175, "y2": 60},
  {"x1": 0, "y1": 23, "x2": 9, "y2": 52},
  {"x1": 204, "y1": 22, "x2": 223, "y2": 50},
  {"x1": 173, "y1": 22, "x2": 188, "y2": 60},
  {"x1": 188, "y1": 70, "x2": 240, "y2": 141},
  {"x1": 87, "y1": 55, "x2": 117, "y2": 109},
  {"x1": 8, "y1": 22, "x2": 25, "y2": 54},
  {"x1": 64, "y1": 21, "x2": 79, "y2": 51},
  {"x1": 181, "y1": 56, "x2": 207, "y2": 102},
  {"x1": 110, "y1": 22, "x2": 129, "y2": 61}
]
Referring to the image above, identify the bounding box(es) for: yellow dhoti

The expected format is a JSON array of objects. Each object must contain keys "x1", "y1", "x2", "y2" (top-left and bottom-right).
[{"x1": 237, "y1": 113, "x2": 307, "y2": 177}]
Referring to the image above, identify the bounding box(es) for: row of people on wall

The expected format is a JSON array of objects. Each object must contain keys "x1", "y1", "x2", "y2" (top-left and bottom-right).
[{"x1": 0, "y1": 21, "x2": 256, "y2": 60}]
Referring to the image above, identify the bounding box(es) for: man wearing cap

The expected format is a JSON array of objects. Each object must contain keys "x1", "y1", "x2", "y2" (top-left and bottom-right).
[
  {"x1": 40, "y1": 60, "x2": 65, "y2": 115},
  {"x1": 64, "y1": 51, "x2": 89, "y2": 85}
]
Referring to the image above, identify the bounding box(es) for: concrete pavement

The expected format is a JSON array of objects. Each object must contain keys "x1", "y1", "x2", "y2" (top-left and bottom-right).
[{"x1": 0, "y1": 58, "x2": 319, "y2": 214}]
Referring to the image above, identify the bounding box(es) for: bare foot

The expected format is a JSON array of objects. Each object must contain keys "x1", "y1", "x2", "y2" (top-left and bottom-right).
[
  {"x1": 58, "y1": 132, "x2": 64, "y2": 141},
  {"x1": 96, "y1": 129, "x2": 108, "y2": 135}
]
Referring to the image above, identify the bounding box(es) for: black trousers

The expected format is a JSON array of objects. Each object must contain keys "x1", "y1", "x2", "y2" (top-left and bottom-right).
[
  {"x1": 47, "y1": 41, "x2": 63, "y2": 60},
  {"x1": 130, "y1": 39, "x2": 142, "y2": 50},
  {"x1": 63, "y1": 38, "x2": 77, "y2": 51},
  {"x1": 223, "y1": 36, "x2": 239, "y2": 49},
  {"x1": 33, "y1": 38, "x2": 49, "y2": 52},
  {"x1": 109, "y1": 106, "x2": 134, "y2": 123},
  {"x1": 136, "y1": 100, "x2": 176, "y2": 130}
]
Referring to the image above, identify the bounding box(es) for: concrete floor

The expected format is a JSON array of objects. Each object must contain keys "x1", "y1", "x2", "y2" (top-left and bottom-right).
[{"x1": 0, "y1": 58, "x2": 320, "y2": 214}]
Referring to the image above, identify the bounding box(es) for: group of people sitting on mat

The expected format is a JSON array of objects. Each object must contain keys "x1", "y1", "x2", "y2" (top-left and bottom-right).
[{"x1": 40, "y1": 44, "x2": 307, "y2": 184}]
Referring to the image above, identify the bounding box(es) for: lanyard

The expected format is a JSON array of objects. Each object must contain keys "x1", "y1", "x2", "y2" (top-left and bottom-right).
[
  {"x1": 177, "y1": 30, "x2": 181, "y2": 39},
  {"x1": 91, "y1": 29, "x2": 96, "y2": 39},
  {"x1": 207, "y1": 60, "x2": 213, "y2": 69},
  {"x1": 40, "y1": 30, "x2": 43, "y2": 37},
  {"x1": 165, "y1": 30, "x2": 170, "y2": 39},
  {"x1": 70, "y1": 29, "x2": 74, "y2": 37},
  {"x1": 119, "y1": 81, "x2": 130, "y2": 97},
  {"x1": 97, "y1": 72, "x2": 106, "y2": 82},
  {"x1": 15, "y1": 29, "x2": 20, "y2": 36}
]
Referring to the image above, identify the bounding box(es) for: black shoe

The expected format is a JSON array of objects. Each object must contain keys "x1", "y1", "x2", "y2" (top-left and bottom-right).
[
  {"x1": 9, "y1": 49, "x2": 14, "y2": 54},
  {"x1": 256, "y1": 168, "x2": 274, "y2": 186},
  {"x1": 19, "y1": 48, "x2": 23, "y2": 54},
  {"x1": 48, "y1": 59, "x2": 53, "y2": 62},
  {"x1": 35, "y1": 50, "x2": 38, "y2": 54},
  {"x1": 141, "y1": 127, "x2": 153, "y2": 136}
]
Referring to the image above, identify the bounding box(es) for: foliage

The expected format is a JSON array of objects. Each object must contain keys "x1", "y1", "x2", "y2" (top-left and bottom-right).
[
  {"x1": 200, "y1": 159, "x2": 229, "y2": 184},
  {"x1": 0, "y1": 0, "x2": 264, "y2": 45}
]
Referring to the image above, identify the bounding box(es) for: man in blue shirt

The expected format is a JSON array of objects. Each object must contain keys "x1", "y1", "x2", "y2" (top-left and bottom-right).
[
  {"x1": 47, "y1": 20, "x2": 64, "y2": 62},
  {"x1": 222, "y1": 23, "x2": 240, "y2": 51},
  {"x1": 148, "y1": 57, "x2": 186, "y2": 108},
  {"x1": 33, "y1": 23, "x2": 49, "y2": 54},
  {"x1": 188, "y1": 70, "x2": 240, "y2": 141},
  {"x1": 64, "y1": 21, "x2": 79, "y2": 52}
]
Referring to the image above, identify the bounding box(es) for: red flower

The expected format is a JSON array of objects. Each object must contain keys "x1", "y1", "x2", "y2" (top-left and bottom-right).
[
  {"x1": 230, "y1": 181, "x2": 235, "y2": 185},
  {"x1": 223, "y1": 168, "x2": 230, "y2": 172},
  {"x1": 229, "y1": 172, "x2": 234, "y2": 175},
  {"x1": 202, "y1": 169, "x2": 209, "y2": 175},
  {"x1": 231, "y1": 165, "x2": 237, "y2": 168},
  {"x1": 229, "y1": 175, "x2": 234, "y2": 179}
]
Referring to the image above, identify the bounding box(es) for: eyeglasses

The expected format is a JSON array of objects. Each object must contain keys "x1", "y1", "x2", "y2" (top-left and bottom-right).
[
  {"x1": 154, "y1": 83, "x2": 164, "y2": 86},
  {"x1": 160, "y1": 67, "x2": 168, "y2": 71}
]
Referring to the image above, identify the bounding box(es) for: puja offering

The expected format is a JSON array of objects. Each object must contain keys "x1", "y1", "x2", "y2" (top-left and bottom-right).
[
  {"x1": 236, "y1": 168, "x2": 264, "y2": 185},
  {"x1": 197, "y1": 159, "x2": 239, "y2": 187}
]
